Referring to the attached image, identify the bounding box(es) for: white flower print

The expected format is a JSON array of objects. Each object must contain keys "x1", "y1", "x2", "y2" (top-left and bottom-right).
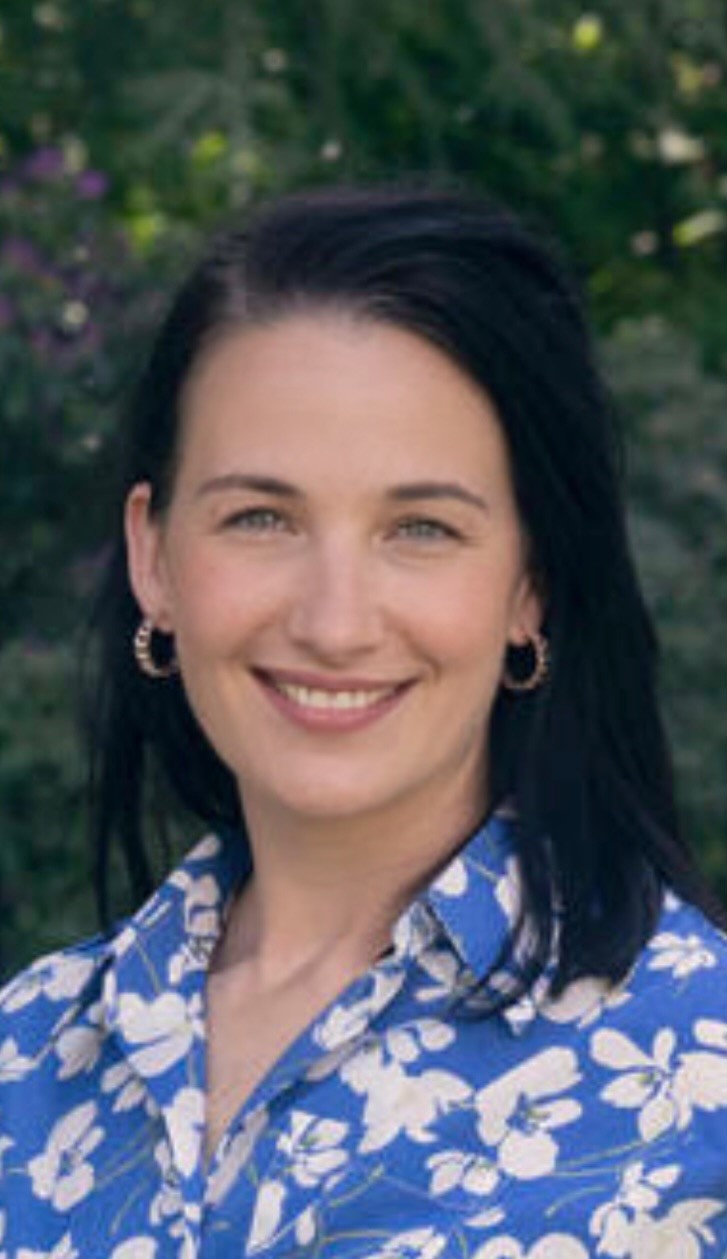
[
  {"x1": 380, "y1": 1019, "x2": 455, "y2": 1065},
  {"x1": 591, "y1": 1028, "x2": 686, "y2": 1140},
  {"x1": 0, "y1": 952, "x2": 96, "y2": 1013},
  {"x1": 391, "y1": 902, "x2": 440, "y2": 960},
  {"x1": 246, "y1": 1111, "x2": 349, "y2": 1254},
  {"x1": 168, "y1": 874, "x2": 224, "y2": 984},
  {"x1": 4, "y1": 821, "x2": 727, "y2": 1258},
  {"x1": 626, "y1": 1198, "x2": 724, "y2": 1259},
  {"x1": 594, "y1": 1020, "x2": 727, "y2": 1143},
  {"x1": 589, "y1": 1160, "x2": 681, "y2": 1255},
  {"x1": 109, "y1": 1240, "x2": 158, "y2": 1259},
  {"x1": 359, "y1": 1226, "x2": 448, "y2": 1258},
  {"x1": 475, "y1": 1048, "x2": 581, "y2": 1180},
  {"x1": 465, "y1": 1205, "x2": 506, "y2": 1230},
  {"x1": 294, "y1": 1205, "x2": 318, "y2": 1247},
  {"x1": 473, "y1": 1233, "x2": 589, "y2": 1258},
  {"x1": 99, "y1": 1059, "x2": 148, "y2": 1113},
  {"x1": 494, "y1": 855, "x2": 521, "y2": 926},
  {"x1": 694, "y1": 1017, "x2": 727, "y2": 1051},
  {"x1": 110, "y1": 922, "x2": 143, "y2": 963},
  {"x1": 428, "y1": 1148, "x2": 499, "y2": 1198},
  {"x1": 247, "y1": 1178, "x2": 286, "y2": 1253},
  {"x1": 183, "y1": 873, "x2": 223, "y2": 940},
  {"x1": 341, "y1": 1045, "x2": 472, "y2": 1152},
  {"x1": 251, "y1": 1197, "x2": 324, "y2": 1259},
  {"x1": 277, "y1": 1110, "x2": 349, "y2": 1188},
  {"x1": 55, "y1": 1010, "x2": 103, "y2": 1080},
  {"x1": 164, "y1": 1085, "x2": 205, "y2": 1177},
  {"x1": 0, "y1": 1035, "x2": 35, "y2": 1082},
  {"x1": 648, "y1": 932, "x2": 717, "y2": 979},
  {"x1": 434, "y1": 856, "x2": 469, "y2": 897},
  {"x1": 149, "y1": 1140, "x2": 186, "y2": 1234},
  {"x1": 27, "y1": 1101, "x2": 103, "y2": 1210},
  {"x1": 206, "y1": 1106, "x2": 269, "y2": 1207},
  {"x1": 414, "y1": 946, "x2": 473, "y2": 1005},
  {"x1": 314, "y1": 970, "x2": 403, "y2": 1051},
  {"x1": 674, "y1": 1018, "x2": 727, "y2": 1114},
  {"x1": 542, "y1": 976, "x2": 630, "y2": 1029},
  {"x1": 167, "y1": 835, "x2": 221, "y2": 892},
  {"x1": 114, "y1": 991, "x2": 203, "y2": 1077}
]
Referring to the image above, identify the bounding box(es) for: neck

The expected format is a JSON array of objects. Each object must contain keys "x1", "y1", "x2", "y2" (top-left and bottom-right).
[{"x1": 214, "y1": 786, "x2": 486, "y2": 986}]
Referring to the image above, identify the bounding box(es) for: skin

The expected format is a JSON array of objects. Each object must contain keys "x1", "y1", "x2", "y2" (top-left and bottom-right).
[{"x1": 125, "y1": 312, "x2": 542, "y2": 1147}]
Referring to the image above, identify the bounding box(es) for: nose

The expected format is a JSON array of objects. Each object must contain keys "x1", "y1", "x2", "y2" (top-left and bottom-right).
[{"x1": 287, "y1": 537, "x2": 384, "y2": 663}]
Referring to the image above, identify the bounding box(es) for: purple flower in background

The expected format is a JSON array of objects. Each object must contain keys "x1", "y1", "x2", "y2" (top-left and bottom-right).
[
  {"x1": 29, "y1": 327, "x2": 56, "y2": 358},
  {"x1": 1, "y1": 236, "x2": 44, "y2": 275},
  {"x1": 0, "y1": 294, "x2": 13, "y2": 328},
  {"x1": 22, "y1": 146, "x2": 66, "y2": 181},
  {"x1": 76, "y1": 170, "x2": 108, "y2": 200},
  {"x1": 3, "y1": 237, "x2": 35, "y2": 266}
]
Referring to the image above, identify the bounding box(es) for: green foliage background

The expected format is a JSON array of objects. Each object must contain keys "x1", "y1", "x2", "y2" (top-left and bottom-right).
[{"x1": 1, "y1": 0, "x2": 725, "y2": 977}]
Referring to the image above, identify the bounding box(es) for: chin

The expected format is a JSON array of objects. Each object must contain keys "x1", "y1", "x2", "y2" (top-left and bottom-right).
[{"x1": 238, "y1": 769, "x2": 410, "y2": 826}]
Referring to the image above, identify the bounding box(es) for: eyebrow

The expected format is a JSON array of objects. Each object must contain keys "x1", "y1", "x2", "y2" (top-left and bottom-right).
[
  {"x1": 196, "y1": 473, "x2": 301, "y2": 500},
  {"x1": 195, "y1": 472, "x2": 489, "y2": 514},
  {"x1": 387, "y1": 481, "x2": 489, "y2": 514}
]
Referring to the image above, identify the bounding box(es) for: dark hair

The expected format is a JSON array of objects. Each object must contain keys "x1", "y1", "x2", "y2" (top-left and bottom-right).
[{"x1": 88, "y1": 183, "x2": 719, "y2": 996}]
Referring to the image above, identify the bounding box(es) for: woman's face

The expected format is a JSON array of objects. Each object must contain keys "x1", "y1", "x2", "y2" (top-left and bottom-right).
[{"x1": 126, "y1": 313, "x2": 541, "y2": 836}]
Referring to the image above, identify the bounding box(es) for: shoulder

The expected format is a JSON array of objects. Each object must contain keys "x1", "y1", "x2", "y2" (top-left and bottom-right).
[
  {"x1": 611, "y1": 891, "x2": 727, "y2": 1063},
  {"x1": 539, "y1": 890, "x2": 727, "y2": 1041},
  {"x1": 529, "y1": 893, "x2": 727, "y2": 1193},
  {"x1": 0, "y1": 933, "x2": 111, "y2": 1069},
  {"x1": 0, "y1": 935, "x2": 114, "y2": 1173},
  {"x1": 562, "y1": 893, "x2": 727, "y2": 1126},
  {"x1": 0, "y1": 830, "x2": 238, "y2": 1091},
  {"x1": 633, "y1": 889, "x2": 727, "y2": 1006}
]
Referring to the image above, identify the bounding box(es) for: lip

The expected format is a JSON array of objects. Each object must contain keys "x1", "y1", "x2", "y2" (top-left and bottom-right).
[
  {"x1": 255, "y1": 666, "x2": 409, "y2": 692},
  {"x1": 253, "y1": 667, "x2": 414, "y2": 732}
]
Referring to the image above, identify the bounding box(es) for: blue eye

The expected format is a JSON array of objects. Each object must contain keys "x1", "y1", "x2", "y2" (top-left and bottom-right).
[
  {"x1": 395, "y1": 517, "x2": 459, "y2": 540},
  {"x1": 223, "y1": 507, "x2": 290, "y2": 532}
]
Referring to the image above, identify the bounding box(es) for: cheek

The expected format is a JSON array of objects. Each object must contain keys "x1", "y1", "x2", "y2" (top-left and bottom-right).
[
  {"x1": 164, "y1": 549, "x2": 283, "y2": 651},
  {"x1": 404, "y1": 570, "x2": 517, "y2": 666}
]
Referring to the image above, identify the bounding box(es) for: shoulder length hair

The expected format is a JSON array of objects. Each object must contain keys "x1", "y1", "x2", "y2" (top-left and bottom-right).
[{"x1": 88, "y1": 183, "x2": 719, "y2": 997}]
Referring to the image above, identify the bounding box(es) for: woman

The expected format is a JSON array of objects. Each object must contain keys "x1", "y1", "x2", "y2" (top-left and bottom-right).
[{"x1": 1, "y1": 186, "x2": 726, "y2": 1258}]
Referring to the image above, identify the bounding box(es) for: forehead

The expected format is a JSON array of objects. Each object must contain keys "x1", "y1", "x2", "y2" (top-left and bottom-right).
[{"x1": 177, "y1": 312, "x2": 513, "y2": 492}]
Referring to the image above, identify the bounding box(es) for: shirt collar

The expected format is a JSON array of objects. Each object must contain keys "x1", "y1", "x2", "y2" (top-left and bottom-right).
[
  {"x1": 97, "y1": 833, "x2": 249, "y2": 1218},
  {"x1": 425, "y1": 809, "x2": 520, "y2": 978},
  {"x1": 101, "y1": 810, "x2": 548, "y2": 1056},
  {"x1": 399, "y1": 808, "x2": 554, "y2": 1034}
]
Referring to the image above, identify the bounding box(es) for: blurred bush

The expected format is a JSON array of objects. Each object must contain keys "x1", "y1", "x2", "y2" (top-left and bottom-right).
[
  {"x1": 0, "y1": 146, "x2": 169, "y2": 644},
  {"x1": 0, "y1": 640, "x2": 91, "y2": 967},
  {"x1": 0, "y1": 146, "x2": 172, "y2": 973},
  {"x1": 606, "y1": 322, "x2": 727, "y2": 881}
]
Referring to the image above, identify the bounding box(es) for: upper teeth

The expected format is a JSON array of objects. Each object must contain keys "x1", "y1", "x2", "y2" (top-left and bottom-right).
[{"x1": 274, "y1": 682, "x2": 395, "y2": 710}]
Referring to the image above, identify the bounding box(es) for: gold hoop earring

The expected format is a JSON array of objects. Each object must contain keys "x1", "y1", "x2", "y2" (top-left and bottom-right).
[
  {"x1": 502, "y1": 631, "x2": 549, "y2": 693},
  {"x1": 133, "y1": 616, "x2": 178, "y2": 680}
]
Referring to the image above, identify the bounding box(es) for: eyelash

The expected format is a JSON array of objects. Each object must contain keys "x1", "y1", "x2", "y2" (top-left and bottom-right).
[
  {"x1": 219, "y1": 508, "x2": 462, "y2": 542},
  {"x1": 393, "y1": 517, "x2": 461, "y2": 541},
  {"x1": 221, "y1": 507, "x2": 290, "y2": 532}
]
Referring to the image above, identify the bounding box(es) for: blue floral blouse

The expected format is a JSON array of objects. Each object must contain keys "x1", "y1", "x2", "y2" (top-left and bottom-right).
[{"x1": 1, "y1": 813, "x2": 727, "y2": 1258}]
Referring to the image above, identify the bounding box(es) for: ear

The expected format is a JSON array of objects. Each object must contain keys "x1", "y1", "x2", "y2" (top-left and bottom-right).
[
  {"x1": 124, "y1": 483, "x2": 175, "y2": 632},
  {"x1": 507, "y1": 570, "x2": 545, "y2": 647}
]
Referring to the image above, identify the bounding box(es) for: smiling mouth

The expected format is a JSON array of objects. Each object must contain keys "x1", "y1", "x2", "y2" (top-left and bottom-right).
[
  {"x1": 255, "y1": 670, "x2": 409, "y2": 714},
  {"x1": 272, "y1": 681, "x2": 398, "y2": 710}
]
